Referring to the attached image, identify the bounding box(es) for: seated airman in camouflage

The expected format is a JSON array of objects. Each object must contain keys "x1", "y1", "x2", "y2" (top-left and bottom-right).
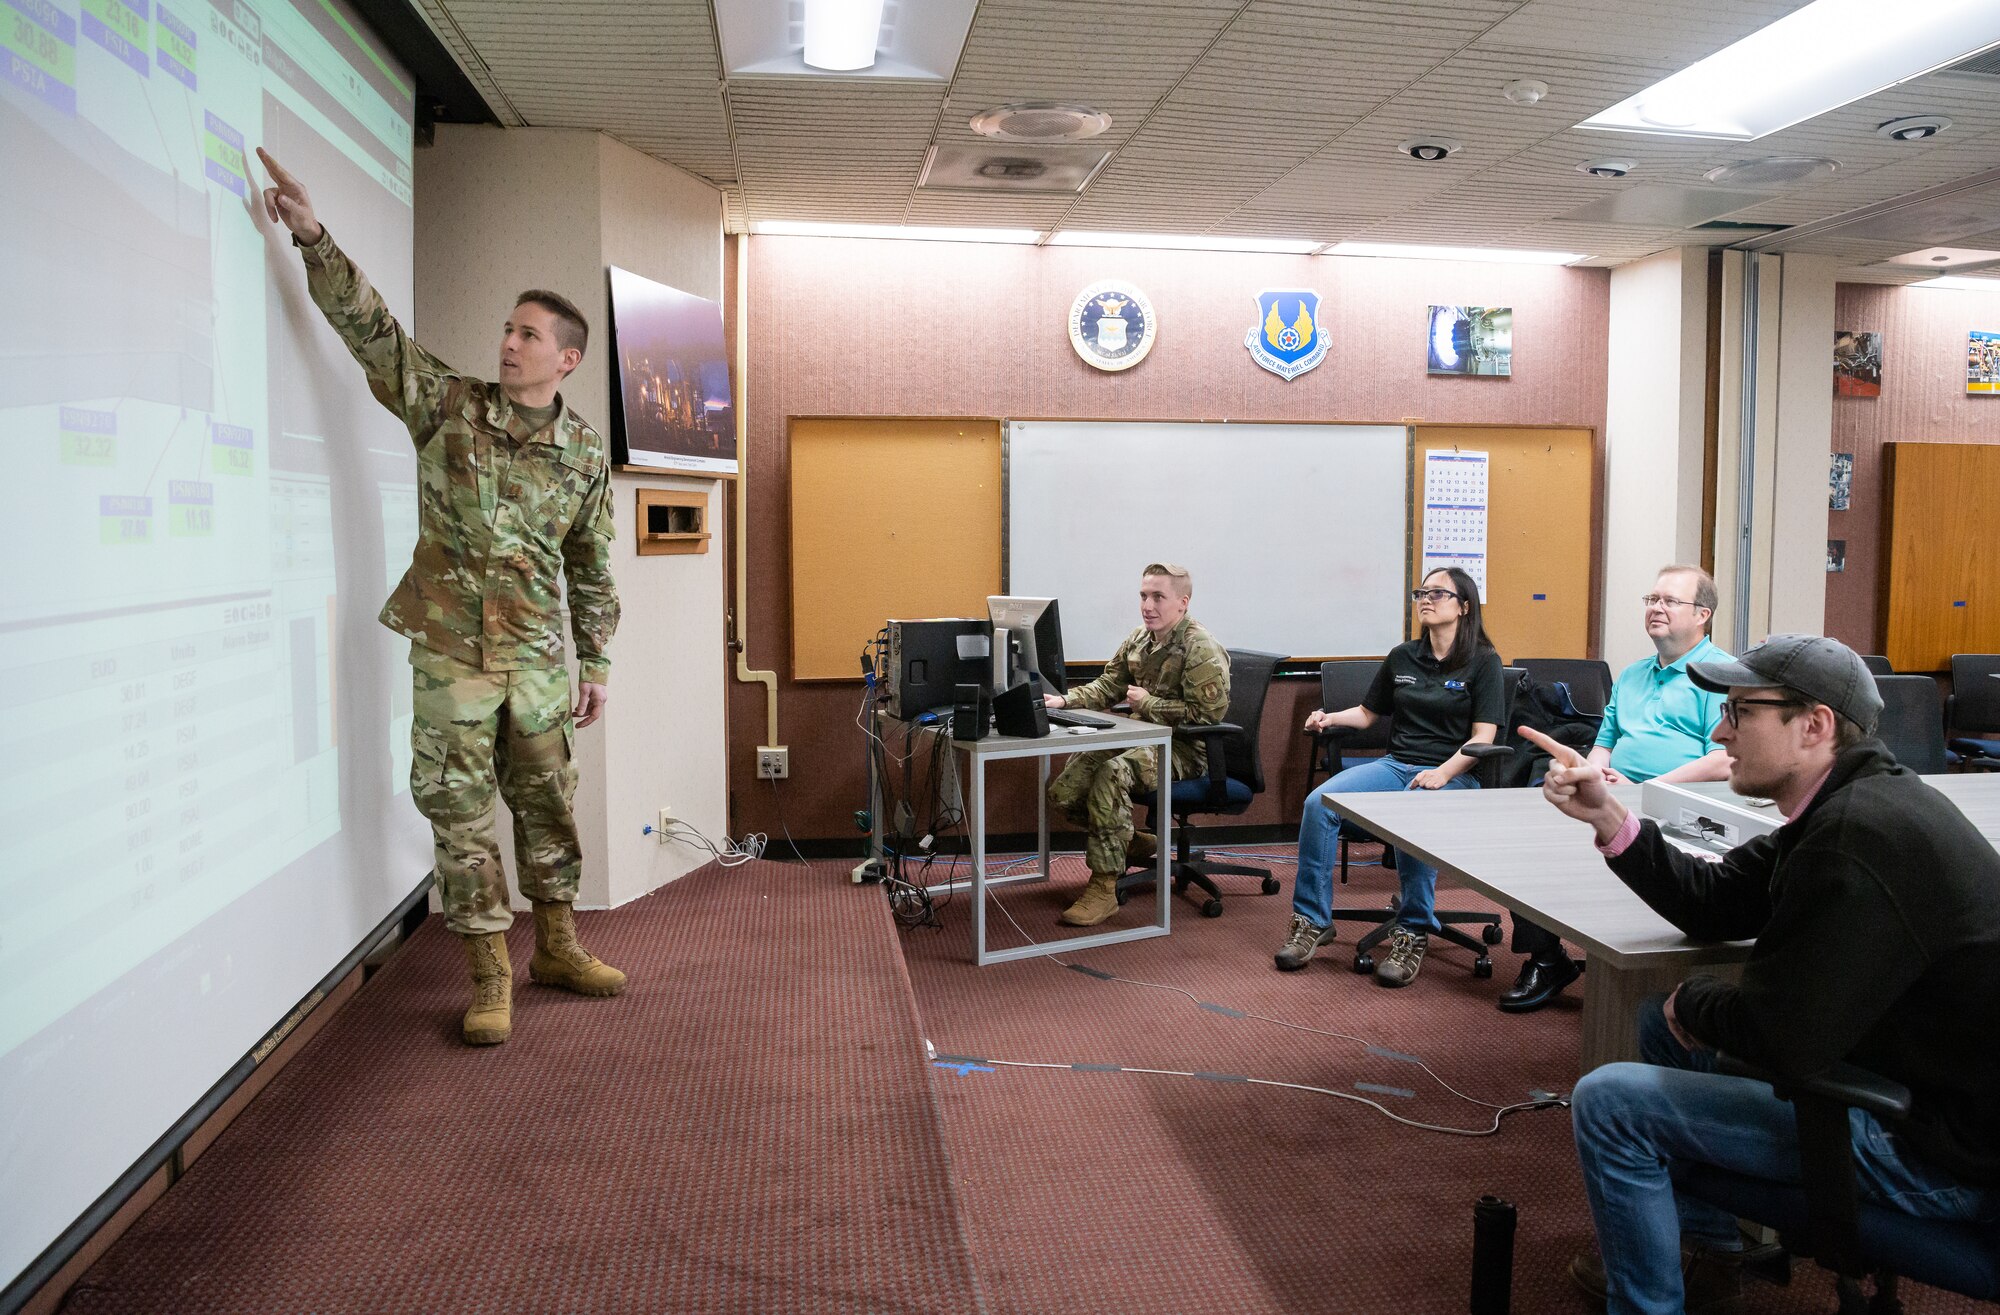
[
  {"x1": 1043, "y1": 563, "x2": 1230, "y2": 926},
  {"x1": 259, "y1": 148, "x2": 624, "y2": 1046}
]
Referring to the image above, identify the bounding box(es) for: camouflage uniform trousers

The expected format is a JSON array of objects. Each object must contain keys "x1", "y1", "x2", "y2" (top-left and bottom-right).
[
  {"x1": 409, "y1": 643, "x2": 581, "y2": 936},
  {"x1": 1047, "y1": 747, "x2": 1163, "y2": 878}
]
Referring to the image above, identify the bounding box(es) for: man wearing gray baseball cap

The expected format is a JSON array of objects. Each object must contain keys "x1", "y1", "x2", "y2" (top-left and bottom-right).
[{"x1": 1519, "y1": 634, "x2": 2000, "y2": 1315}]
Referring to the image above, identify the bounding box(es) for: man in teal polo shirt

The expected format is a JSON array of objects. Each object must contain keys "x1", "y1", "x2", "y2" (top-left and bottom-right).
[{"x1": 1499, "y1": 565, "x2": 1731, "y2": 1012}]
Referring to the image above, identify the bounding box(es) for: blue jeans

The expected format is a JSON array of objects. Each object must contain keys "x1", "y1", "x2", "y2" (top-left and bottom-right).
[
  {"x1": 1572, "y1": 996, "x2": 1997, "y2": 1315},
  {"x1": 1293, "y1": 756, "x2": 1476, "y2": 931}
]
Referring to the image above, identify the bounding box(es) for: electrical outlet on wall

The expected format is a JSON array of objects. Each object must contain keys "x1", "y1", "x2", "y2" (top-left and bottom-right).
[
  {"x1": 756, "y1": 746, "x2": 789, "y2": 779},
  {"x1": 656, "y1": 806, "x2": 674, "y2": 842}
]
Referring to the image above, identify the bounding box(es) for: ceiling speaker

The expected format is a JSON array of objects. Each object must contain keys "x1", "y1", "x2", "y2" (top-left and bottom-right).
[{"x1": 969, "y1": 102, "x2": 1111, "y2": 143}]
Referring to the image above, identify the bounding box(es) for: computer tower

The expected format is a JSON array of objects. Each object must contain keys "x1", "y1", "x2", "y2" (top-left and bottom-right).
[{"x1": 885, "y1": 618, "x2": 986, "y2": 720}]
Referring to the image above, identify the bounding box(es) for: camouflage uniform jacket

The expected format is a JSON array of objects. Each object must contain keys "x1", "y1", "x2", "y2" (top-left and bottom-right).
[
  {"x1": 299, "y1": 229, "x2": 620, "y2": 684},
  {"x1": 1061, "y1": 617, "x2": 1231, "y2": 775}
]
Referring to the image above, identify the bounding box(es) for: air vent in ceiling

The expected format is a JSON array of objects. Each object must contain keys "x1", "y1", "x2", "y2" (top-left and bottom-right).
[
  {"x1": 1946, "y1": 45, "x2": 2000, "y2": 78},
  {"x1": 1704, "y1": 156, "x2": 1839, "y2": 188},
  {"x1": 969, "y1": 102, "x2": 1111, "y2": 143},
  {"x1": 919, "y1": 144, "x2": 1110, "y2": 193}
]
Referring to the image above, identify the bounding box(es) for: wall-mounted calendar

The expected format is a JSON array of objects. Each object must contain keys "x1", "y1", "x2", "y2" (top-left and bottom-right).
[{"x1": 1421, "y1": 450, "x2": 1489, "y2": 597}]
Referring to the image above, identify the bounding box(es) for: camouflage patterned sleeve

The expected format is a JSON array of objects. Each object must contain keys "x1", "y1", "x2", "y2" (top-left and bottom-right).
[
  {"x1": 1144, "y1": 627, "x2": 1231, "y2": 726},
  {"x1": 561, "y1": 467, "x2": 620, "y2": 685},
  {"x1": 298, "y1": 228, "x2": 459, "y2": 445},
  {"x1": 1060, "y1": 631, "x2": 1135, "y2": 710}
]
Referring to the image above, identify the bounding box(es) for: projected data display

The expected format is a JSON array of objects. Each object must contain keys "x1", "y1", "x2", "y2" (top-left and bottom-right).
[{"x1": 0, "y1": 0, "x2": 414, "y2": 1051}]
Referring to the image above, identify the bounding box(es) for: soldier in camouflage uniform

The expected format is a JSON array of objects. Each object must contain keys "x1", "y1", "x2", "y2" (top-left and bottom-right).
[
  {"x1": 259, "y1": 149, "x2": 624, "y2": 1045},
  {"x1": 1043, "y1": 563, "x2": 1230, "y2": 925}
]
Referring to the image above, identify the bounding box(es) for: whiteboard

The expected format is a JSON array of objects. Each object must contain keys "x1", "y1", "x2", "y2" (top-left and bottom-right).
[{"x1": 1006, "y1": 422, "x2": 1410, "y2": 662}]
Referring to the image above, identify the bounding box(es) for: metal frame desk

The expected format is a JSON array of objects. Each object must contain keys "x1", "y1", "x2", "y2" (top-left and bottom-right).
[
  {"x1": 874, "y1": 712, "x2": 1174, "y2": 965},
  {"x1": 1323, "y1": 775, "x2": 2000, "y2": 1072}
]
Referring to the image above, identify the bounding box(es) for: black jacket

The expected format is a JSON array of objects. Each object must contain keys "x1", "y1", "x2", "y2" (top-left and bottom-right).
[{"x1": 1607, "y1": 741, "x2": 2000, "y2": 1186}]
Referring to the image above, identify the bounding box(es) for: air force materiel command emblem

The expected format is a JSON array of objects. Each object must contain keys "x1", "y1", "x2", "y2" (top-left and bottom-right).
[
  {"x1": 1069, "y1": 281, "x2": 1157, "y2": 372},
  {"x1": 1245, "y1": 289, "x2": 1327, "y2": 381}
]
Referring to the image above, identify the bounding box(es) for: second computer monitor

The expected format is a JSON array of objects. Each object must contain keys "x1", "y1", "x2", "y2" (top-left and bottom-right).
[{"x1": 987, "y1": 596, "x2": 1066, "y2": 696}]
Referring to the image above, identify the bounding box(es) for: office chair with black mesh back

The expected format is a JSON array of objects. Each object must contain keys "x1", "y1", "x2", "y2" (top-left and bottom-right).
[
  {"x1": 1321, "y1": 666, "x2": 1524, "y2": 979},
  {"x1": 1872, "y1": 675, "x2": 1947, "y2": 775},
  {"x1": 1306, "y1": 659, "x2": 1398, "y2": 884},
  {"x1": 1946, "y1": 654, "x2": 2000, "y2": 772},
  {"x1": 1860, "y1": 654, "x2": 1894, "y2": 676},
  {"x1": 1515, "y1": 657, "x2": 1614, "y2": 717},
  {"x1": 1680, "y1": 1054, "x2": 2000, "y2": 1314},
  {"x1": 1116, "y1": 649, "x2": 1285, "y2": 918}
]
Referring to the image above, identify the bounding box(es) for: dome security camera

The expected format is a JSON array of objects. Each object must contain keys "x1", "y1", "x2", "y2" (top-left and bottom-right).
[
  {"x1": 1398, "y1": 137, "x2": 1461, "y2": 162},
  {"x1": 1576, "y1": 158, "x2": 1635, "y2": 179},
  {"x1": 1877, "y1": 115, "x2": 1951, "y2": 142}
]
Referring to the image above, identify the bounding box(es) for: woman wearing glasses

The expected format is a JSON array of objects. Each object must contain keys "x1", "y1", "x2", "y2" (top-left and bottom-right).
[{"x1": 1275, "y1": 566, "x2": 1504, "y2": 987}]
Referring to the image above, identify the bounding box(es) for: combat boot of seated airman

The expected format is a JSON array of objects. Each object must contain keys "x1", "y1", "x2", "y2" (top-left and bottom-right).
[
  {"x1": 461, "y1": 932, "x2": 513, "y2": 1045},
  {"x1": 528, "y1": 899, "x2": 628, "y2": 996},
  {"x1": 1124, "y1": 830, "x2": 1157, "y2": 868},
  {"x1": 1058, "y1": 872, "x2": 1121, "y2": 927}
]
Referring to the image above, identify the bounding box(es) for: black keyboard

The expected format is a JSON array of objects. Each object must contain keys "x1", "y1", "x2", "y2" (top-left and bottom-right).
[{"x1": 1048, "y1": 709, "x2": 1116, "y2": 729}]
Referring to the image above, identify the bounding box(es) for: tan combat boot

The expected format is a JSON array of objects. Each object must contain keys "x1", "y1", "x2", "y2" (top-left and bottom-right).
[
  {"x1": 461, "y1": 932, "x2": 513, "y2": 1045},
  {"x1": 1059, "y1": 872, "x2": 1121, "y2": 926},
  {"x1": 528, "y1": 900, "x2": 628, "y2": 996}
]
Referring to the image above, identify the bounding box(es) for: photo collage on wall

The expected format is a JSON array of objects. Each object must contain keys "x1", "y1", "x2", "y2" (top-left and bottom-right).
[{"x1": 1969, "y1": 330, "x2": 2000, "y2": 395}]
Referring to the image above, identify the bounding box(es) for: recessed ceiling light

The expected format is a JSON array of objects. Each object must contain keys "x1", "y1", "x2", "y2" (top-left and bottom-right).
[
  {"x1": 1046, "y1": 231, "x2": 1318, "y2": 253},
  {"x1": 713, "y1": 0, "x2": 976, "y2": 80},
  {"x1": 1703, "y1": 156, "x2": 1839, "y2": 188},
  {"x1": 802, "y1": 0, "x2": 885, "y2": 71},
  {"x1": 1325, "y1": 242, "x2": 1584, "y2": 265},
  {"x1": 1578, "y1": 0, "x2": 2000, "y2": 140},
  {"x1": 750, "y1": 221, "x2": 1042, "y2": 244},
  {"x1": 1877, "y1": 115, "x2": 1952, "y2": 141},
  {"x1": 1911, "y1": 275, "x2": 2000, "y2": 290},
  {"x1": 1576, "y1": 159, "x2": 1636, "y2": 179}
]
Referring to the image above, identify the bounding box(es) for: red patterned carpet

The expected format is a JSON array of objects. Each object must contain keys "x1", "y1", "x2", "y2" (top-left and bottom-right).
[{"x1": 55, "y1": 848, "x2": 1989, "y2": 1314}]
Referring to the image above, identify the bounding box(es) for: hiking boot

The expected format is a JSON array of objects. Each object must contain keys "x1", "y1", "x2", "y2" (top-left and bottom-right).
[
  {"x1": 1059, "y1": 872, "x2": 1120, "y2": 926},
  {"x1": 1125, "y1": 830, "x2": 1157, "y2": 867},
  {"x1": 460, "y1": 932, "x2": 513, "y2": 1045},
  {"x1": 1274, "y1": 913, "x2": 1336, "y2": 971},
  {"x1": 1374, "y1": 927, "x2": 1428, "y2": 987},
  {"x1": 528, "y1": 900, "x2": 628, "y2": 996},
  {"x1": 1570, "y1": 1243, "x2": 1745, "y2": 1315}
]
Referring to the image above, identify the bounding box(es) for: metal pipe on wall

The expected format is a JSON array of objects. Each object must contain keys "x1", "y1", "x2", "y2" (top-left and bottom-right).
[{"x1": 730, "y1": 232, "x2": 779, "y2": 750}]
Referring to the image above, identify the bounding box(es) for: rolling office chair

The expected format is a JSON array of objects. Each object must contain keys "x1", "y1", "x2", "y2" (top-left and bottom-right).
[
  {"x1": 1306, "y1": 659, "x2": 1398, "y2": 884},
  {"x1": 1871, "y1": 675, "x2": 1947, "y2": 775},
  {"x1": 1860, "y1": 654, "x2": 1894, "y2": 676},
  {"x1": 1116, "y1": 649, "x2": 1285, "y2": 918},
  {"x1": 1679, "y1": 1055, "x2": 2000, "y2": 1314},
  {"x1": 1514, "y1": 657, "x2": 1613, "y2": 717},
  {"x1": 1946, "y1": 654, "x2": 2000, "y2": 771},
  {"x1": 1320, "y1": 667, "x2": 1527, "y2": 979}
]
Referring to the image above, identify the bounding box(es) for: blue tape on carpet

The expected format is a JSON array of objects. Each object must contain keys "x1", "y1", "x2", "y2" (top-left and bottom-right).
[{"x1": 1355, "y1": 1082, "x2": 1415, "y2": 1099}]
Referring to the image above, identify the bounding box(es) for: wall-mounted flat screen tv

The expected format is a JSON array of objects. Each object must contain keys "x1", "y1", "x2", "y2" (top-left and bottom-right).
[{"x1": 607, "y1": 265, "x2": 737, "y2": 475}]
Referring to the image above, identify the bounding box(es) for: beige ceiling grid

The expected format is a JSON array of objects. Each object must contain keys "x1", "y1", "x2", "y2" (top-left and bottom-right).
[{"x1": 408, "y1": 0, "x2": 2000, "y2": 272}]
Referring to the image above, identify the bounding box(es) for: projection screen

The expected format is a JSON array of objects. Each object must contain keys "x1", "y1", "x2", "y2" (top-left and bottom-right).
[{"x1": 1, "y1": 0, "x2": 430, "y2": 1286}]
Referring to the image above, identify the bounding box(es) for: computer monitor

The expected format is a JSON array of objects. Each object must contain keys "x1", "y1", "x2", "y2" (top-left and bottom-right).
[{"x1": 987, "y1": 596, "x2": 1066, "y2": 696}]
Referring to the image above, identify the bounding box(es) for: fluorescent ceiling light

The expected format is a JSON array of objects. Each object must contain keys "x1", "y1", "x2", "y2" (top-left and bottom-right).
[
  {"x1": 1325, "y1": 242, "x2": 1584, "y2": 265},
  {"x1": 1910, "y1": 275, "x2": 2000, "y2": 290},
  {"x1": 750, "y1": 221, "x2": 1042, "y2": 244},
  {"x1": 803, "y1": 0, "x2": 885, "y2": 71},
  {"x1": 1579, "y1": 0, "x2": 2000, "y2": 141},
  {"x1": 1046, "y1": 231, "x2": 1319, "y2": 254}
]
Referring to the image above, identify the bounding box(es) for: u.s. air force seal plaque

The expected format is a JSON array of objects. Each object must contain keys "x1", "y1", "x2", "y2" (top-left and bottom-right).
[
  {"x1": 1068, "y1": 281, "x2": 1157, "y2": 372},
  {"x1": 1244, "y1": 289, "x2": 1327, "y2": 381}
]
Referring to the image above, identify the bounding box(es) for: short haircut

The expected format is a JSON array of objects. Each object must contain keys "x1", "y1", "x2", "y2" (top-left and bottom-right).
[
  {"x1": 514, "y1": 289, "x2": 589, "y2": 357},
  {"x1": 1779, "y1": 701, "x2": 1871, "y2": 749},
  {"x1": 1142, "y1": 562, "x2": 1193, "y2": 598},
  {"x1": 1658, "y1": 564, "x2": 1718, "y2": 614}
]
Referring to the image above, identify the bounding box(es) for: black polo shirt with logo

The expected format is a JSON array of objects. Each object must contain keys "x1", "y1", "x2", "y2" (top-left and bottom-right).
[{"x1": 1361, "y1": 640, "x2": 1507, "y2": 767}]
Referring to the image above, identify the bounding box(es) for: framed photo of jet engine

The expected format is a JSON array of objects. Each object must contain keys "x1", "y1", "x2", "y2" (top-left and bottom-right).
[{"x1": 1426, "y1": 305, "x2": 1513, "y2": 377}]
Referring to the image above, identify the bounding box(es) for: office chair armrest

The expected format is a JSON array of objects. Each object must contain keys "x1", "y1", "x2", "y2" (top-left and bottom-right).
[
  {"x1": 1173, "y1": 721, "x2": 1242, "y2": 793},
  {"x1": 1715, "y1": 1054, "x2": 1913, "y2": 1124},
  {"x1": 1461, "y1": 743, "x2": 1512, "y2": 762}
]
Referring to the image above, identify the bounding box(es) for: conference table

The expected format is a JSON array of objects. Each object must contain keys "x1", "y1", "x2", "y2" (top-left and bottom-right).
[{"x1": 1322, "y1": 774, "x2": 2000, "y2": 1073}]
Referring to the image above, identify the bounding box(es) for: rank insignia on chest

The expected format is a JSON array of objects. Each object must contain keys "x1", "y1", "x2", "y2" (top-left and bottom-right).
[{"x1": 1244, "y1": 289, "x2": 1328, "y2": 381}]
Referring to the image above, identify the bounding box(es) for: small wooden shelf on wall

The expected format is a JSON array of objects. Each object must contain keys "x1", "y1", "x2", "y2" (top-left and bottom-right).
[{"x1": 634, "y1": 488, "x2": 710, "y2": 555}]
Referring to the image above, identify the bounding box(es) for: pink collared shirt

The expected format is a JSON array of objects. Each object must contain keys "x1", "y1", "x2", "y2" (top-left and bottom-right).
[{"x1": 1596, "y1": 760, "x2": 1836, "y2": 857}]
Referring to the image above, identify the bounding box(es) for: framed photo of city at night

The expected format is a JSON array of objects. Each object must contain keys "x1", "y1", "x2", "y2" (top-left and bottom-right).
[{"x1": 607, "y1": 266, "x2": 738, "y2": 475}]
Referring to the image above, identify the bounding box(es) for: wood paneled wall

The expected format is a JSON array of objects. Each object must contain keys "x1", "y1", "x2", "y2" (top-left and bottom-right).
[
  {"x1": 730, "y1": 235, "x2": 1610, "y2": 839},
  {"x1": 1826, "y1": 282, "x2": 2000, "y2": 658}
]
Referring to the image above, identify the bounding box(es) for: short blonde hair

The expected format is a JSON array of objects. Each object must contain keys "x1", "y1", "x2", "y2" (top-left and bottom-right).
[{"x1": 1141, "y1": 562, "x2": 1192, "y2": 598}]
